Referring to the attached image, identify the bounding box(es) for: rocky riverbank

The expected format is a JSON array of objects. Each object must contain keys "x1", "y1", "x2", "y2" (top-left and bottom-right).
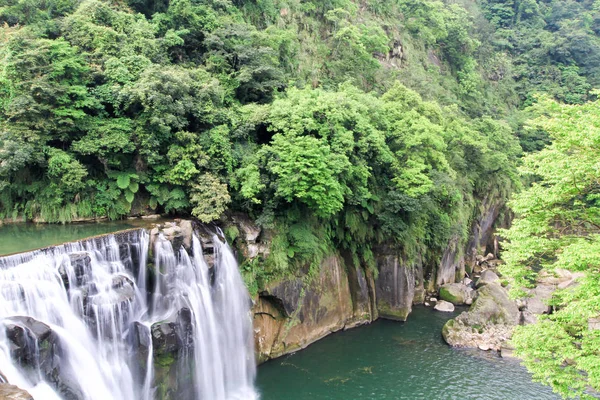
[{"x1": 438, "y1": 253, "x2": 586, "y2": 355}]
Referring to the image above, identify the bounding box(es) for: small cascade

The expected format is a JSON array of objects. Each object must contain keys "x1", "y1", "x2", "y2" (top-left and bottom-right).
[{"x1": 0, "y1": 226, "x2": 258, "y2": 400}]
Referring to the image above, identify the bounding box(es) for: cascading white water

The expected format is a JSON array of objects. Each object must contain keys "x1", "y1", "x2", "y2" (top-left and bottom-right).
[{"x1": 0, "y1": 227, "x2": 258, "y2": 400}]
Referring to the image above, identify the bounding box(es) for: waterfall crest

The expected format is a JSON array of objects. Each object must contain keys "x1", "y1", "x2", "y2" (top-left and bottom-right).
[{"x1": 0, "y1": 228, "x2": 257, "y2": 400}]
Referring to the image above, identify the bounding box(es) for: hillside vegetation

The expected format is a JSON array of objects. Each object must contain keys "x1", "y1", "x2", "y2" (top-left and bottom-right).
[
  {"x1": 0, "y1": 0, "x2": 598, "y2": 278},
  {"x1": 1, "y1": 0, "x2": 600, "y2": 397}
]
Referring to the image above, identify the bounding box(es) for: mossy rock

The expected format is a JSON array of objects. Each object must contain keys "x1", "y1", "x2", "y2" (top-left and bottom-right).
[{"x1": 439, "y1": 283, "x2": 472, "y2": 305}]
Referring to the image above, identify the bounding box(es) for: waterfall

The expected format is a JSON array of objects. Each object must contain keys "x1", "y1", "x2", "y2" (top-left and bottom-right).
[{"x1": 0, "y1": 228, "x2": 258, "y2": 400}]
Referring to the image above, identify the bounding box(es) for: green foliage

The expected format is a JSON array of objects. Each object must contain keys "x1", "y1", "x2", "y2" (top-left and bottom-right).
[
  {"x1": 480, "y1": 0, "x2": 600, "y2": 106},
  {"x1": 1, "y1": 0, "x2": 586, "y2": 320},
  {"x1": 500, "y1": 96, "x2": 600, "y2": 398},
  {"x1": 190, "y1": 173, "x2": 231, "y2": 223}
]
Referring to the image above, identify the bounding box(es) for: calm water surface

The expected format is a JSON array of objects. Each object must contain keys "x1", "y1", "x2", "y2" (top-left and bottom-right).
[
  {"x1": 0, "y1": 221, "x2": 143, "y2": 255},
  {"x1": 257, "y1": 307, "x2": 558, "y2": 400}
]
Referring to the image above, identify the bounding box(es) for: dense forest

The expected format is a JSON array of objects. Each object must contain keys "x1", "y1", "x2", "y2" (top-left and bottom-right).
[{"x1": 1, "y1": 0, "x2": 599, "y2": 397}]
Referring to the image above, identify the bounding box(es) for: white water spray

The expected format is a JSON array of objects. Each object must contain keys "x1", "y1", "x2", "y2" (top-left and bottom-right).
[{"x1": 0, "y1": 228, "x2": 257, "y2": 400}]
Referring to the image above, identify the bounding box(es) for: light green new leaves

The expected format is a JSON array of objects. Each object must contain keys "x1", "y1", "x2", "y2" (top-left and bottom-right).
[
  {"x1": 267, "y1": 134, "x2": 348, "y2": 218},
  {"x1": 501, "y1": 96, "x2": 600, "y2": 398}
]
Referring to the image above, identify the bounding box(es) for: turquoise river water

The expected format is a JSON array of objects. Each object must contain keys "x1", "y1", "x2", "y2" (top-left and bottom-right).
[
  {"x1": 257, "y1": 306, "x2": 559, "y2": 400},
  {"x1": 0, "y1": 220, "x2": 165, "y2": 255}
]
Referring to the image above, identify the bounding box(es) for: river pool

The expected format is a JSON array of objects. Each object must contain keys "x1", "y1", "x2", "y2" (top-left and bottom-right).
[{"x1": 257, "y1": 307, "x2": 558, "y2": 400}]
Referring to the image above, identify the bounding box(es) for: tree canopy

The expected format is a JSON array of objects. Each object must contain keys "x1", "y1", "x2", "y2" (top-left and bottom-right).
[{"x1": 500, "y1": 96, "x2": 600, "y2": 399}]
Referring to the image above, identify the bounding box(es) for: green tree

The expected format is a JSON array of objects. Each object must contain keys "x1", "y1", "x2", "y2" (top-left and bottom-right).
[{"x1": 501, "y1": 95, "x2": 600, "y2": 399}]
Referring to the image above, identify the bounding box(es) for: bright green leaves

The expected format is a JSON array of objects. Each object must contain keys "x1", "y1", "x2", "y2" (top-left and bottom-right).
[
  {"x1": 267, "y1": 134, "x2": 348, "y2": 218},
  {"x1": 110, "y1": 172, "x2": 139, "y2": 209},
  {"x1": 71, "y1": 118, "x2": 136, "y2": 166},
  {"x1": 501, "y1": 97, "x2": 600, "y2": 398},
  {"x1": 46, "y1": 148, "x2": 88, "y2": 194},
  {"x1": 116, "y1": 173, "x2": 133, "y2": 190},
  {"x1": 190, "y1": 173, "x2": 231, "y2": 223}
]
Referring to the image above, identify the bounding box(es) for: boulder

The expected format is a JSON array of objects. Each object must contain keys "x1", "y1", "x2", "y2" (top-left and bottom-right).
[
  {"x1": 500, "y1": 344, "x2": 517, "y2": 358},
  {"x1": 4, "y1": 317, "x2": 82, "y2": 399},
  {"x1": 178, "y1": 220, "x2": 194, "y2": 250},
  {"x1": 58, "y1": 252, "x2": 91, "y2": 287},
  {"x1": 475, "y1": 270, "x2": 499, "y2": 288},
  {"x1": 151, "y1": 321, "x2": 179, "y2": 355},
  {"x1": 439, "y1": 283, "x2": 475, "y2": 305},
  {"x1": 5, "y1": 317, "x2": 56, "y2": 367},
  {"x1": 520, "y1": 310, "x2": 538, "y2": 325},
  {"x1": 524, "y1": 284, "x2": 554, "y2": 315},
  {"x1": 0, "y1": 384, "x2": 33, "y2": 400},
  {"x1": 442, "y1": 283, "x2": 519, "y2": 351},
  {"x1": 151, "y1": 308, "x2": 195, "y2": 356},
  {"x1": 132, "y1": 322, "x2": 151, "y2": 370},
  {"x1": 589, "y1": 317, "x2": 600, "y2": 331},
  {"x1": 434, "y1": 300, "x2": 455, "y2": 312},
  {"x1": 88, "y1": 275, "x2": 135, "y2": 307},
  {"x1": 161, "y1": 226, "x2": 184, "y2": 251},
  {"x1": 230, "y1": 214, "x2": 261, "y2": 243}
]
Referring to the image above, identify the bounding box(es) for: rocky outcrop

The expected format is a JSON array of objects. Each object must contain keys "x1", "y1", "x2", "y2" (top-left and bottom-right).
[
  {"x1": 219, "y1": 194, "x2": 509, "y2": 362},
  {"x1": 436, "y1": 235, "x2": 464, "y2": 287},
  {"x1": 0, "y1": 384, "x2": 33, "y2": 400},
  {"x1": 253, "y1": 256, "x2": 369, "y2": 362},
  {"x1": 150, "y1": 220, "x2": 194, "y2": 253},
  {"x1": 442, "y1": 283, "x2": 519, "y2": 351},
  {"x1": 475, "y1": 270, "x2": 500, "y2": 288},
  {"x1": 4, "y1": 317, "x2": 83, "y2": 400},
  {"x1": 150, "y1": 308, "x2": 196, "y2": 399},
  {"x1": 439, "y1": 283, "x2": 475, "y2": 305},
  {"x1": 375, "y1": 252, "x2": 421, "y2": 321},
  {"x1": 465, "y1": 193, "x2": 505, "y2": 270}
]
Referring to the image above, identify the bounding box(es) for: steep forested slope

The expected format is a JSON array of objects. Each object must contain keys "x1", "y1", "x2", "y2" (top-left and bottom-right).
[
  {"x1": 1, "y1": 2, "x2": 600, "y2": 396},
  {"x1": 0, "y1": 0, "x2": 597, "y2": 290}
]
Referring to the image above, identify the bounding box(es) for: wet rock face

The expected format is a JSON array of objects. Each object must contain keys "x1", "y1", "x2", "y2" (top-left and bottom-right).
[
  {"x1": 58, "y1": 252, "x2": 92, "y2": 289},
  {"x1": 253, "y1": 256, "x2": 365, "y2": 362},
  {"x1": 0, "y1": 383, "x2": 33, "y2": 400},
  {"x1": 4, "y1": 317, "x2": 83, "y2": 400},
  {"x1": 375, "y1": 253, "x2": 418, "y2": 321},
  {"x1": 5, "y1": 317, "x2": 57, "y2": 368},
  {"x1": 152, "y1": 321, "x2": 180, "y2": 355},
  {"x1": 259, "y1": 279, "x2": 304, "y2": 318},
  {"x1": 151, "y1": 308, "x2": 195, "y2": 355}
]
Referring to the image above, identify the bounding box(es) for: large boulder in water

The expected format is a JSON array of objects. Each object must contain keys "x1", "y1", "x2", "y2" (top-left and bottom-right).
[
  {"x1": 58, "y1": 252, "x2": 92, "y2": 288},
  {"x1": 0, "y1": 383, "x2": 33, "y2": 400},
  {"x1": 442, "y1": 283, "x2": 519, "y2": 351},
  {"x1": 88, "y1": 275, "x2": 136, "y2": 307},
  {"x1": 434, "y1": 300, "x2": 455, "y2": 312},
  {"x1": 439, "y1": 283, "x2": 475, "y2": 305}
]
